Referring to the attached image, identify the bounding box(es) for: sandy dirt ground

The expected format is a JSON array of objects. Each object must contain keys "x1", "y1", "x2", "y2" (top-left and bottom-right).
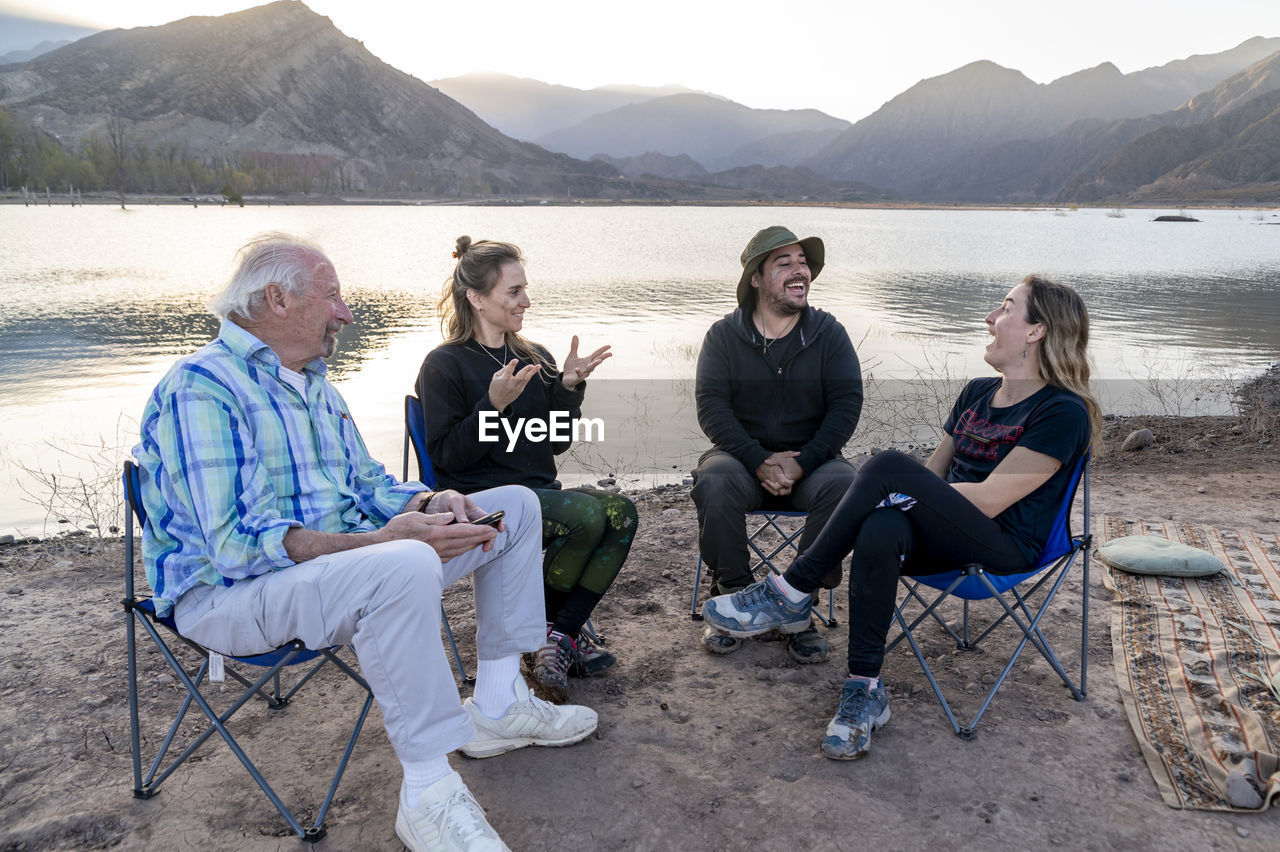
[{"x1": 1, "y1": 416, "x2": 1277, "y2": 851}]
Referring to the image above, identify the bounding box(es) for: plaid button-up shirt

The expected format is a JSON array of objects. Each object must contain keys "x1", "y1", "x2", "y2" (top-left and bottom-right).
[{"x1": 134, "y1": 320, "x2": 423, "y2": 616}]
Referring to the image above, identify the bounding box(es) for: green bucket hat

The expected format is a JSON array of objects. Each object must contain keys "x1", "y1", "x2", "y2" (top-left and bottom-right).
[{"x1": 737, "y1": 225, "x2": 825, "y2": 309}]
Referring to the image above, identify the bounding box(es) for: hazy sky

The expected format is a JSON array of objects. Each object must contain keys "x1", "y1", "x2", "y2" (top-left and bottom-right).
[{"x1": 5, "y1": 0, "x2": 1279, "y2": 122}]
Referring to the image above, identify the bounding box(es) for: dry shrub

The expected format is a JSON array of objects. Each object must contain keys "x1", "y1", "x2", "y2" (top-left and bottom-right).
[{"x1": 1233, "y1": 364, "x2": 1280, "y2": 439}]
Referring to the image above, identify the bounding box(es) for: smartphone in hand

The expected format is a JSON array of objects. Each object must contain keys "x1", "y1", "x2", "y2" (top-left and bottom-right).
[
  {"x1": 448, "y1": 510, "x2": 505, "y2": 527},
  {"x1": 471, "y1": 510, "x2": 505, "y2": 528}
]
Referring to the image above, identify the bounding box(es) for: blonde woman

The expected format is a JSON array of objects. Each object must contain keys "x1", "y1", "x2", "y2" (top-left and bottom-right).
[
  {"x1": 415, "y1": 237, "x2": 636, "y2": 703},
  {"x1": 703, "y1": 275, "x2": 1100, "y2": 761}
]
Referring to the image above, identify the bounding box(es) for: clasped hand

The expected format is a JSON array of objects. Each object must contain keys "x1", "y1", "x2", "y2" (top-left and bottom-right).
[
  {"x1": 387, "y1": 490, "x2": 503, "y2": 561},
  {"x1": 755, "y1": 451, "x2": 804, "y2": 496}
]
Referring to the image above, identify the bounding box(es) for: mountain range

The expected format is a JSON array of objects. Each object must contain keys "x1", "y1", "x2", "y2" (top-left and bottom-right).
[
  {"x1": 0, "y1": 1, "x2": 631, "y2": 197},
  {"x1": 1, "y1": 1, "x2": 1277, "y2": 203},
  {"x1": 802, "y1": 36, "x2": 1280, "y2": 200},
  {"x1": 429, "y1": 73, "x2": 700, "y2": 142}
]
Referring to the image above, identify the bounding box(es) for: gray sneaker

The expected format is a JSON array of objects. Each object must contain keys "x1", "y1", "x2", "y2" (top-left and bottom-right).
[
  {"x1": 821, "y1": 677, "x2": 891, "y2": 760},
  {"x1": 702, "y1": 577, "x2": 811, "y2": 637},
  {"x1": 701, "y1": 625, "x2": 742, "y2": 655},
  {"x1": 787, "y1": 621, "x2": 829, "y2": 664}
]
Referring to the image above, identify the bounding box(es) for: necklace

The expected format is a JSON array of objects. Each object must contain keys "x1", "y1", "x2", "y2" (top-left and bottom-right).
[
  {"x1": 756, "y1": 311, "x2": 799, "y2": 355},
  {"x1": 473, "y1": 339, "x2": 509, "y2": 367}
]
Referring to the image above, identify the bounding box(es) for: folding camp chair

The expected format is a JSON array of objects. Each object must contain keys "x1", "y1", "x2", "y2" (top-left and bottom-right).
[
  {"x1": 886, "y1": 453, "x2": 1092, "y2": 739},
  {"x1": 122, "y1": 460, "x2": 374, "y2": 842},
  {"x1": 690, "y1": 507, "x2": 837, "y2": 627},
  {"x1": 404, "y1": 394, "x2": 604, "y2": 653}
]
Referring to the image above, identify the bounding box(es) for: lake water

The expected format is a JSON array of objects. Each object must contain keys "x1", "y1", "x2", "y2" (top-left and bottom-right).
[{"x1": 2, "y1": 203, "x2": 1278, "y2": 535}]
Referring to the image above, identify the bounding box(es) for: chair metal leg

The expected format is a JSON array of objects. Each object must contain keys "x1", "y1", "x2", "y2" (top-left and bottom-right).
[
  {"x1": 889, "y1": 545, "x2": 1090, "y2": 738},
  {"x1": 440, "y1": 605, "x2": 474, "y2": 684},
  {"x1": 691, "y1": 555, "x2": 706, "y2": 620}
]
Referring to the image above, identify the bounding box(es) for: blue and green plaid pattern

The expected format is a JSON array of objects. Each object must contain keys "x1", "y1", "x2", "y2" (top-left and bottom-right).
[{"x1": 134, "y1": 320, "x2": 422, "y2": 616}]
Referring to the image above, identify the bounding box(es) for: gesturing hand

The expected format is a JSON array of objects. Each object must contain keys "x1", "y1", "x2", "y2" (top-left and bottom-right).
[
  {"x1": 487, "y1": 358, "x2": 541, "y2": 411},
  {"x1": 561, "y1": 335, "x2": 612, "y2": 390}
]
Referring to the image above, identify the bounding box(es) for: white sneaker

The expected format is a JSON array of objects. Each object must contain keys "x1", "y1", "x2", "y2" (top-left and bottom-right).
[
  {"x1": 459, "y1": 675, "x2": 597, "y2": 758},
  {"x1": 395, "y1": 772, "x2": 509, "y2": 852}
]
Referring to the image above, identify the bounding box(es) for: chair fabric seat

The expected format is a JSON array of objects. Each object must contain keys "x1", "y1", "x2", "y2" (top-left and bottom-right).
[
  {"x1": 911, "y1": 544, "x2": 1079, "y2": 601},
  {"x1": 134, "y1": 596, "x2": 326, "y2": 667}
]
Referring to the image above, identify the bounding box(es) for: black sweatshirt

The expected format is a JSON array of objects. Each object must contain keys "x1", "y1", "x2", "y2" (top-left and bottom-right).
[
  {"x1": 695, "y1": 306, "x2": 862, "y2": 474},
  {"x1": 415, "y1": 341, "x2": 585, "y2": 493}
]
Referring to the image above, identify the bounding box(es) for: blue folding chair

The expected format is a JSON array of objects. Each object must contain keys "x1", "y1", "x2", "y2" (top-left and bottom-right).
[
  {"x1": 122, "y1": 460, "x2": 374, "y2": 842},
  {"x1": 690, "y1": 507, "x2": 836, "y2": 627},
  {"x1": 886, "y1": 453, "x2": 1092, "y2": 739},
  {"x1": 403, "y1": 394, "x2": 472, "y2": 684}
]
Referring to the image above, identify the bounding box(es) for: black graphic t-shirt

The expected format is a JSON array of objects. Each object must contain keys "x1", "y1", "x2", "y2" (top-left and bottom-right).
[{"x1": 943, "y1": 377, "x2": 1090, "y2": 565}]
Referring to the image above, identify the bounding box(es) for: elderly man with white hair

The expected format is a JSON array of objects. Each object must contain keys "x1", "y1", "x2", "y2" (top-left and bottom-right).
[{"x1": 134, "y1": 232, "x2": 595, "y2": 852}]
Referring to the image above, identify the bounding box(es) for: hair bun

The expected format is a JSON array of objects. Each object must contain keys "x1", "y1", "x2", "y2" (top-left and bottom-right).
[{"x1": 453, "y1": 236, "x2": 472, "y2": 259}]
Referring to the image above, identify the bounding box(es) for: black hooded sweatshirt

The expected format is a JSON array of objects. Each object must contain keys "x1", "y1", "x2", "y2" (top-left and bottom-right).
[{"x1": 695, "y1": 305, "x2": 862, "y2": 475}]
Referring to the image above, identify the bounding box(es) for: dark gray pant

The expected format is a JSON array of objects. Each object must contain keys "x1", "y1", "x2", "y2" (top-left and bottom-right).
[{"x1": 691, "y1": 449, "x2": 856, "y2": 591}]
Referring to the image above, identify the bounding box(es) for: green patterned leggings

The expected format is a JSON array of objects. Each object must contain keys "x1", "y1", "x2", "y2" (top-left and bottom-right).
[{"x1": 536, "y1": 487, "x2": 637, "y2": 635}]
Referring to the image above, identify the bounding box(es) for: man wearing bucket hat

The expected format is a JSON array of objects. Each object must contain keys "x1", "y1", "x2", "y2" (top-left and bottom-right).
[{"x1": 691, "y1": 225, "x2": 863, "y2": 662}]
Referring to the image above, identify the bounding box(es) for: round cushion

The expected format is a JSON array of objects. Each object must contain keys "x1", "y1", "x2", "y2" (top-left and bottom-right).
[{"x1": 1098, "y1": 535, "x2": 1226, "y2": 577}]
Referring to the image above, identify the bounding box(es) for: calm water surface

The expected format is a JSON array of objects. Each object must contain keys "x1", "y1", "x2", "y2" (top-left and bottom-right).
[{"x1": 2, "y1": 204, "x2": 1277, "y2": 533}]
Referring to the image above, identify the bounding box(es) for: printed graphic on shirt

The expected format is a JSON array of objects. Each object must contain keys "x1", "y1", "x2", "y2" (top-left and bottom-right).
[{"x1": 953, "y1": 408, "x2": 1025, "y2": 461}]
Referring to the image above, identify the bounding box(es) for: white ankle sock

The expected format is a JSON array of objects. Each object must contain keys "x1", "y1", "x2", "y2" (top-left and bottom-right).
[
  {"x1": 472, "y1": 655, "x2": 521, "y2": 719},
  {"x1": 771, "y1": 573, "x2": 811, "y2": 605},
  {"x1": 401, "y1": 756, "x2": 453, "y2": 803}
]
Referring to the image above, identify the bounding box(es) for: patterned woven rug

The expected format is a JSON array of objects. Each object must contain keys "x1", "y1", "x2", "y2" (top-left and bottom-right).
[{"x1": 1101, "y1": 517, "x2": 1280, "y2": 811}]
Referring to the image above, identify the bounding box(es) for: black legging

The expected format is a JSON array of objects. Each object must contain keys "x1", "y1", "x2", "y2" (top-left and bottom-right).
[{"x1": 783, "y1": 450, "x2": 1030, "y2": 677}]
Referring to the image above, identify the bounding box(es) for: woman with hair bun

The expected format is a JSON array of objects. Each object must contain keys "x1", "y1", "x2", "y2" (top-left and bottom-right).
[
  {"x1": 703, "y1": 274, "x2": 1100, "y2": 761},
  {"x1": 415, "y1": 236, "x2": 636, "y2": 703}
]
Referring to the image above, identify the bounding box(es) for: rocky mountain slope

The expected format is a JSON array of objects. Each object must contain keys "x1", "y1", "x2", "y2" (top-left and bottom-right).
[
  {"x1": 804, "y1": 37, "x2": 1280, "y2": 197},
  {"x1": 0, "y1": 1, "x2": 629, "y2": 196},
  {"x1": 911, "y1": 50, "x2": 1280, "y2": 202}
]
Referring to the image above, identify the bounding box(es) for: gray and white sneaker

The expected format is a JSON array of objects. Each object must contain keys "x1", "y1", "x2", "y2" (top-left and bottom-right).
[
  {"x1": 702, "y1": 576, "x2": 811, "y2": 637},
  {"x1": 395, "y1": 772, "x2": 509, "y2": 852},
  {"x1": 460, "y1": 675, "x2": 597, "y2": 759},
  {"x1": 821, "y1": 677, "x2": 891, "y2": 760}
]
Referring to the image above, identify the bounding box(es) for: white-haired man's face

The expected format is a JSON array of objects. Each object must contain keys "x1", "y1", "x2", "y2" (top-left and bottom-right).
[{"x1": 283, "y1": 261, "x2": 352, "y2": 364}]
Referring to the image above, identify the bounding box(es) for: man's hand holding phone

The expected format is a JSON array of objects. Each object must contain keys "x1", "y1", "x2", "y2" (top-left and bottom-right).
[{"x1": 396, "y1": 489, "x2": 506, "y2": 560}]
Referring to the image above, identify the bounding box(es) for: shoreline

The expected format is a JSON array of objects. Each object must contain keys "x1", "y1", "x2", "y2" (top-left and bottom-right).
[{"x1": 2, "y1": 191, "x2": 1278, "y2": 212}]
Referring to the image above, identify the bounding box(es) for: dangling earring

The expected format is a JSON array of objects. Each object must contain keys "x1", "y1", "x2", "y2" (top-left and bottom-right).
[{"x1": 1021, "y1": 349, "x2": 1027, "y2": 362}]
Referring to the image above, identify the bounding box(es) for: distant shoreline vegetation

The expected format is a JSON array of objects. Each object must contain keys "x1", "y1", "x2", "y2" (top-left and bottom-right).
[
  {"x1": 3, "y1": 191, "x2": 1278, "y2": 211},
  {"x1": 4, "y1": 103, "x2": 1279, "y2": 208}
]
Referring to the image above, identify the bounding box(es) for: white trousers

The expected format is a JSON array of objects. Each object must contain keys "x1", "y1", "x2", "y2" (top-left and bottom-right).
[{"x1": 174, "y1": 485, "x2": 544, "y2": 761}]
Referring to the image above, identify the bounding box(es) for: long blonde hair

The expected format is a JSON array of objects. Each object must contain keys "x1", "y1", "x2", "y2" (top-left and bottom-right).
[
  {"x1": 437, "y1": 236, "x2": 553, "y2": 374},
  {"x1": 1024, "y1": 275, "x2": 1103, "y2": 452}
]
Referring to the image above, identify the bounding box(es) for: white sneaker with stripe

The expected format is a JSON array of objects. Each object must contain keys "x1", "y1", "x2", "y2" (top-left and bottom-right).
[{"x1": 459, "y1": 675, "x2": 597, "y2": 758}]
